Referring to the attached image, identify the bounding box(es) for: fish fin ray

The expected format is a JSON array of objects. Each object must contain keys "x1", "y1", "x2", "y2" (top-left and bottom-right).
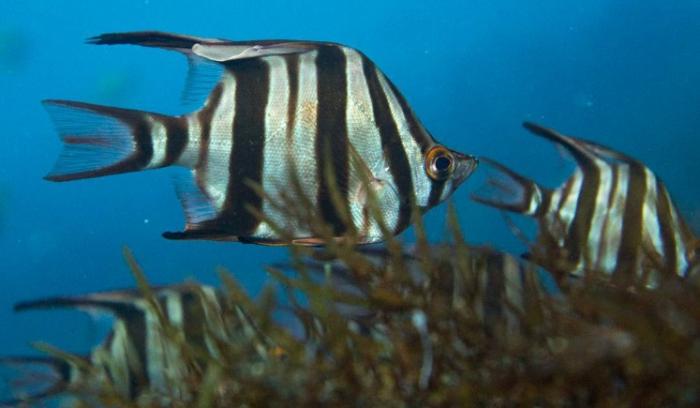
[
  {"x1": 88, "y1": 31, "x2": 320, "y2": 63},
  {"x1": 181, "y1": 56, "x2": 223, "y2": 106},
  {"x1": 42, "y1": 100, "x2": 157, "y2": 182},
  {"x1": 470, "y1": 157, "x2": 544, "y2": 215},
  {"x1": 161, "y1": 229, "x2": 291, "y2": 246},
  {"x1": 522, "y1": 122, "x2": 597, "y2": 167},
  {"x1": 193, "y1": 42, "x2": 318, "y2": 63},
  {"x1": 0, "y1": 355, "x2": 72, "y2": 406},
  {"x1": 14, "y1": 285, "x2": 202, "y2": 316},
  {"x1": 87, "y1": 31, "x2": 228, "y2": 53},
  {"x1": 14, "y1": 294, "x2": 134, "y2": 315},
  {"x1": 89, "y1": 32, "x2": 225, "y2": 106},
  {"x1": 572, "y1": 138, "x2": 638, "y2": 164},
  {"x1": 173, "y1": 172, "x2": 220, "y2": 230},
  {"x1": 162, "y1": 229, "x2": 242, "y2": 241}
]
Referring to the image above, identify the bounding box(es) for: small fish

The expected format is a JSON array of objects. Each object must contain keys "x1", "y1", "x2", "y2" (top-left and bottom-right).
[
  {"x1": 472, "y1": 122, "x2": 699, "y2": 286},
  {"x1": 43, "y1": 31, "x2": 477, "y2": 246},
  {"x1": 0, "y1": 284, "x2": 270, "y2": 405}
]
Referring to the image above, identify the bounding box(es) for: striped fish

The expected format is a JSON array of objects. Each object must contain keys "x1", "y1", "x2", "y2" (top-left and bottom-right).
[
  {"x1": 44, "y1": 31, "x2": 477, "y2": 245},
  {"x1": 0, "y1": 284, "x2": 270, "y2": 406},
  {"x1": 294, "y1": 244, "x2": 555, "y2": 338},
  {"x1": 472, "y1": 122, "x2": 699, "y2": 286}
]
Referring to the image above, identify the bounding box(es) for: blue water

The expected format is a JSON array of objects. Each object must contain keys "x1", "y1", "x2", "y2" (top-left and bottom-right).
[{"x1": 0, "y1": 0, "x2": 698, "y2": 383}]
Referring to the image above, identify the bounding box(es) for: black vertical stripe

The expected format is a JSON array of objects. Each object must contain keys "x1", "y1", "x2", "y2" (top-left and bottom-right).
[
  {"x1": 548, "y1": 139, "x2": 600, "y2": 267},
  {"x1": 534, "y1": 187, "x2": 551, "y2": 218},
  {"x1": 613, "y1": 164, "x2": 646, "y2": 283},
  {"x1": 565, "y1": 163, "x2": 600, "y2": 267},
  {"x1": 427, "y1": 180, "x2": 446, "y2": 208},
  {"x1": 221, "y1": 59, "x2": 270, "y2": 235},
  {"x1": 315, "y1": 45, "x2": 350, "y2": 235},
  {"x1": 111, "y1": 304, "x2": 149, "y2": 399},
  {"x1": 129, "y1": 115, "x2": 154, "y2": 170},
  {"x1": 285, "y1": 54, "x2": 299, "y2": 142},
  {"x1": 362, "y1": 57, "x2": 414, "y2": 234},
  {"x1": 384, "y1": 77, "x2": 432, "y2": 153},
  {"x1": 162, "y1": 116, "x2": 189, "y2": 166},
  {"x1": 195, "y1": 83, "x2": 223, "y2": 185}
]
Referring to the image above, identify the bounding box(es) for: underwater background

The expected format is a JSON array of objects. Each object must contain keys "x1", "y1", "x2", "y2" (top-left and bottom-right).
[{"x1": 0, "y1": 0, "x2": 698, "y2": 390}]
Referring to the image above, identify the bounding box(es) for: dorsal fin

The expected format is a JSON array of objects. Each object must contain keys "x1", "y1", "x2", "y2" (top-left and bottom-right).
[
  {"x1": 13, "y1": 285, "x2": 200, "y2": 317},
  {"x1": 87, "y1": 31, "x2": 229, "y2": 54},
  {"x1": 570, "y1": 137, "x2": 640, "y2": 165},
  {"x1": 192, "y1": 41, "x2": 318, "y2": 62},
  {"x1": 88, "y1": 31, "x2": 321, "y2": 114},
  {"x1": 88, "y1": 31, "x2": 320, "y2": 63},
  {"x1": 522, "y1": 122, "x2": 598, "y2": 168}
]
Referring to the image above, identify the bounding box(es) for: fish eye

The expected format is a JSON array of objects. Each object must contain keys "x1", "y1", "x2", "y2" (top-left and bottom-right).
[{"x1": 425, "y1": 146, "x2": 455, "y2": 181}]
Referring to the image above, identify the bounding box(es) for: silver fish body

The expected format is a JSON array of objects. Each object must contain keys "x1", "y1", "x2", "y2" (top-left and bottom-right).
[
  {"x1": 44, "y1": 32, "x2": 477, "y2": 245},
  {"x1": 473, "y1": 122, "x2": 699, "y2": 286},
  {"x1": 295, "y1": 244, "x2": 555, "y2": 339}
]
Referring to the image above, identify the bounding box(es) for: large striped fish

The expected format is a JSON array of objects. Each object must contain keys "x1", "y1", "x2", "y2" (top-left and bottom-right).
[
  {"x1": 472, "y1": 122, "x2": 699, "y2": 286},
  {"x1": 44, "y1": 31, "x2": 477, "y2": 245},
  {"x1": 0, "y1": 284, "x2": 271, "y2": 406}
]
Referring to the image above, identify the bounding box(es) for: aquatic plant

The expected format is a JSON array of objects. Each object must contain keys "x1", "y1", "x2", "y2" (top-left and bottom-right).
[
  {"x1": 3, "y1": 201, "x2": 700, "y2": 407},
  {"x1": 4, "y1": 127, "x2": 700, "y2": 407}
]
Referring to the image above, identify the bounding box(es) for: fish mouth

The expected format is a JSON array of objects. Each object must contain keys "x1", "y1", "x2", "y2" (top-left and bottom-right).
[{"x1": 450, "y1": 150, "x2": 479, "y2": 186}]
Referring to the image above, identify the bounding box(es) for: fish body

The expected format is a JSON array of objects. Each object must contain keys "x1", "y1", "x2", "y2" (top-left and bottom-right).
[
  {"x1": 44, "y1": 32, "x2": 477, "y2": 245},
  {"x1": 473, "y1": 122, "x2": 699, "y2": 286},
  {"x1": 0, "y1": 284, "x2": 268, "y2": 406},
  {"x1": 296, "y1": 244, "x2": 556, "y2": 338}
]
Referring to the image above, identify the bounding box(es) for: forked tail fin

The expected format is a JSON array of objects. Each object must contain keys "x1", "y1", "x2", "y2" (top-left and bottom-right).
[
  {"x1": 471, "y1": 157, "x2": 548, "y2": 216},
  {"x1": 43, "y1": 100, "x2": 186, "y2": 182},
  {"x1": 0, "y1": 356, "x2": 73, "y2": 407}
]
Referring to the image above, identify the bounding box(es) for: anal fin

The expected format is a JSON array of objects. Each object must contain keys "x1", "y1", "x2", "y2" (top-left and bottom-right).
[{"x1": 172, "y1": 172, "x2": 219, "y2": 229}]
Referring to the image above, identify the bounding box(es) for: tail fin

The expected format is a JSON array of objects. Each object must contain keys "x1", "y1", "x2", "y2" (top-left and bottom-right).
[
  {"x1": 471, "y1": 157, "x2": 548, "y2": 216},
  {"x1": 43, "y1": 100, "x2": 181, "y2": 182},
  {"x1": 0, "y1": 356, "x2": 72, "y2": 407}
]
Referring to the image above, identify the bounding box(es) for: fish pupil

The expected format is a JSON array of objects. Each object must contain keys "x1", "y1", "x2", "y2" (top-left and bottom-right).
[{"x1": 435, "y1": 156, "x2": 451, "y2": 172}]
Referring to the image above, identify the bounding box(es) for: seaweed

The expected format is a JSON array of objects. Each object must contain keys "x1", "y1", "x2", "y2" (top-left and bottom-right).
[
  {"x1": 4, "y1": 155, "x2": 700, "y2": 407},
  {"x1": 2, "y1": 210, "x2": 698, "y2": 407}
]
